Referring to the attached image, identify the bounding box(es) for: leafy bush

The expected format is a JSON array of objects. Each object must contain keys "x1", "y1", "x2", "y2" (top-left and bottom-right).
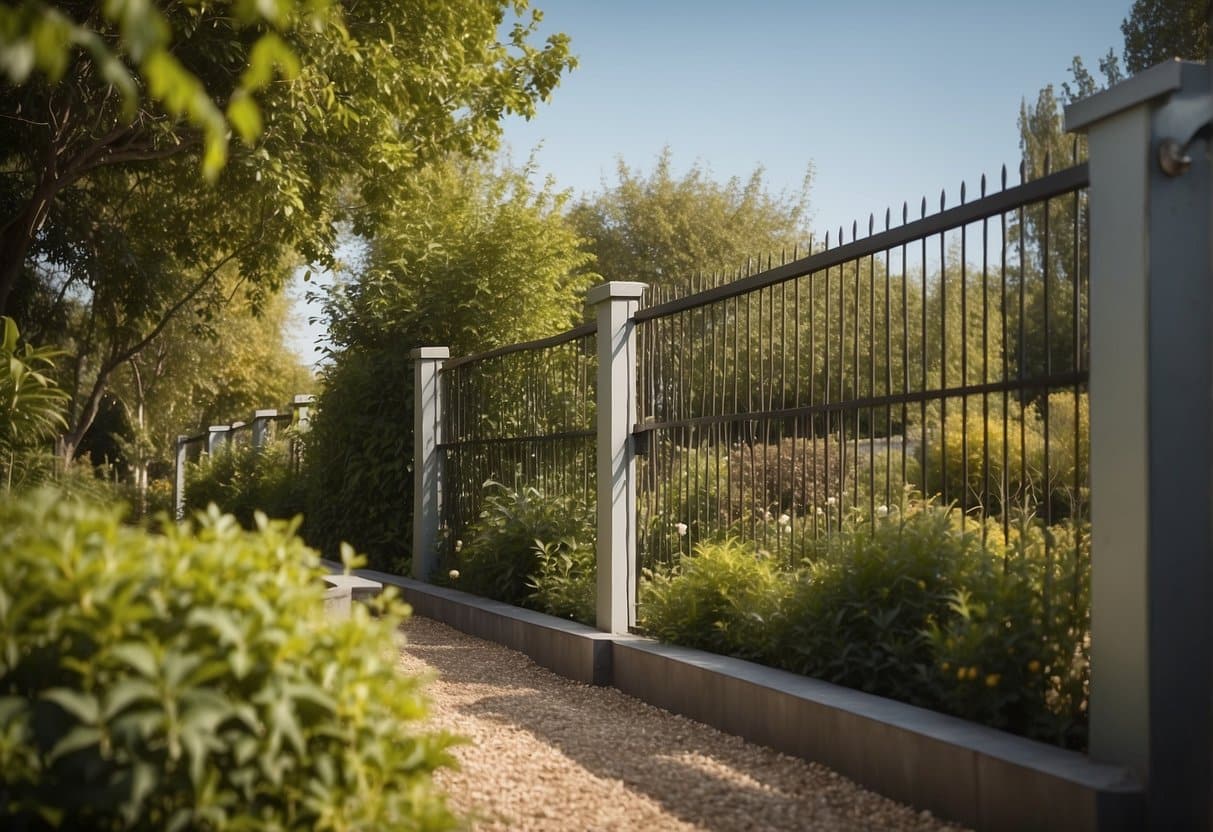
[
  {"x1": 455, "y1": 481, "x2": 595, "y2": 607},
  {"x1": 183, "y1": 436, "x2": 307, "y2": 529},
  {"x1": 0, "y1": 490, "x2": 457, "y2": 830},
  {"x1": 303, "y1": 346, "x2": 415, "y2": 571},
  {"x1": 639, "y1": 500, "x2": 1091, "y2": 748},
  {"x1": 917, "y1": 392, "x2": 1088, "y2": 521},
  {"x1": 641, "y1": 539, "x2": 788, "y2": 661},
  {"x1": 528, "y1": 538, "x2": 597, "y2": 626},
  {"x1": 0, "y1": 317, "x2": 68, "y2": 493}
]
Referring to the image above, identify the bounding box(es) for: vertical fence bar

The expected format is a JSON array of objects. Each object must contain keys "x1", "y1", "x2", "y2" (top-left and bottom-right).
[
  {"x1": 411, "y1": 347, "x2": 450, "y2": 581},
  {"x1": 588, "y1": 281, "x2": 647, "y2": 634},
  {"x1": 1068, "y1": 60, "x2": 1212, "y2": 825}
]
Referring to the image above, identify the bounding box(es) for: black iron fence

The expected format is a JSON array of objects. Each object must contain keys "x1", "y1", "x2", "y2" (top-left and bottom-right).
[
  {"x1": 438, "y1": 325, "x2": 598, "y2": 555},
  {"x1": 633, "y1": 155, "x2": 1089, "y2": 574}
]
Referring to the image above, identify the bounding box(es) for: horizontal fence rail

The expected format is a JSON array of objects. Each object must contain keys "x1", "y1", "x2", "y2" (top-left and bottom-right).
[
  {"x1": 634, "y1": 159, "x2": 1091, "y2": 587},
  {"x1": 438, "y1": 326, "x2": 598, "y2": 556}
]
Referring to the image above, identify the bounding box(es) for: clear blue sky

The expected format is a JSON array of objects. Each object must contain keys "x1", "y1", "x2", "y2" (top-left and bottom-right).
[{"x1": 291, "y1": 0, "x2": 1131, "y2": 363}]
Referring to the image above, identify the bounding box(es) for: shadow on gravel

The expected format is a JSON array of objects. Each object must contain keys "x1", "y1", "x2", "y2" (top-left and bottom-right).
[{"x1": 400, "y1": 620, "x2": 900, "y2": 832}]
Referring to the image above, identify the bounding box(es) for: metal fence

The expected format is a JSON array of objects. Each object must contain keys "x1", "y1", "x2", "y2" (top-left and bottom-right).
[
  {"x1": 437, "y1": 325, "x2": 598, "y2": 556},
  {"x1": 633, "y1": 154, "x2": 1089, "y2": 574}
]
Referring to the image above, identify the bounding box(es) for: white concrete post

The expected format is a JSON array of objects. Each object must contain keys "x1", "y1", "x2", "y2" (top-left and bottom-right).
[
  {"x1": 205, "y1": 425, "x2": 230, "y2": 456},
  {"x1": 291, "y1": 394, "x2": 316, "y2": 428},
  {"x1": 411, "y1": 347, "x2": 449, "y2": 581},
  {"x1": 252, "y1": 409, "x2": 278, "y2": 449},
  {"x1": 173, "y1": 435, "x2": 188, "y2": 520},
  {"x1": 588, "y1": 281, "x2": 647, "y2": 634},
  {"x1": 1067, "y1": 60, "x2": 1213, "y2": 825}
]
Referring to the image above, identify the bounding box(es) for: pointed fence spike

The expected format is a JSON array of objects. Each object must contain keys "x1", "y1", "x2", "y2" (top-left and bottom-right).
[
  {"x1": 851, "y1": 220, "x2": 857, "y2": 241},
  {"x1": 1044, "y1": 150, "x2": 1052, "y2": 175},
  {"x1": 960, "y1": 180, "x2": 966, "y2": 203},
  {"x1": 980, "y1": 173, "x2": 987, "y2": 197},
  {"x1": 939, "y1": 189, "x2": 946, "y2": 211},
  {"x1": 902, "y1": 202, "x2": 908, "y2": 224},
  {"x1": 825, "y1": 230, "x2": 830, "y2": 248},
  {"x1": 793, "y1": 243, "x2": 799, "y2": 260},
  {"x1": 1019, "y1": 159, "x2": 1026, "y2": 183},
  {"x1": 920, "y1": 196, "x2": 927, "y2": 218},
  {"x1": 1072, "y1": 135, "x2": 1080, "y2": 164},
  {"x1": 884, "y1": 207, "x2": 891, "y2": 230},
  {"x1": 868, "y1": 213, "x2": 874, "y2": 235},
  {"x1": 1001, "y1": 164, "x2": 1007, "y2": 190}
]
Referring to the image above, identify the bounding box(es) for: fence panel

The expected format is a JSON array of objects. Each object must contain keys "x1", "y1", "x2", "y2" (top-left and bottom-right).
[
  {"x1": 634, "y1": 157, "x2": 1090, "y2": 599},
  {"x1": 438, "y1": 325, "x2": 598, "y2": 557}
]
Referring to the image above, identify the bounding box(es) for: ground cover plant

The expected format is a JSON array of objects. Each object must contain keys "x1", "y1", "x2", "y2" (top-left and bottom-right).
[
  {"x1": 0, "y1": 491, "x2": 458, "y2": 830},
  {"x1": 183, "y1": 433, "x2": 308, "y2": 529}
]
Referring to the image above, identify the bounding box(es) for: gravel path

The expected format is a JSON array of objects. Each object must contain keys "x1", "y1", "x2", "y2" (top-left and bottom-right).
[{"x1": 398, "y1": 615, "x2": 966, "y2": 831}]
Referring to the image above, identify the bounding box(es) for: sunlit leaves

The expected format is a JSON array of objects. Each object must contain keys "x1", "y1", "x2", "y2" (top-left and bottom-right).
[{"x1": 0, "y1": 490, "x2": 459, "y2": 829}]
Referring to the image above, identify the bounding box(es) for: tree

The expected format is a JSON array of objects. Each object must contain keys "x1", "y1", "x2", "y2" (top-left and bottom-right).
[
  {"x1": 305, "y1": 155, "x2": 596, "y2": 566},
  {"x1": 1, "y1": 0, "x2": 576, "y2": 457},
  {"x1": 1122, "y1": 0, "x2": 1209, "y2": 73},
  {"x1": 569, "y1": 149, "x2": 812, "y2": 294}
]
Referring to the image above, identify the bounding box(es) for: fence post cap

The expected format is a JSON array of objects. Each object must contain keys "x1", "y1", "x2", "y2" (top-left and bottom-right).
[
  {"x1": 409, "y1": 346, "x2": 450, "y2": 360},
  {"x1": 207, "y1": 425, "x2": 230, "y2": 433},
  {"x1": 586, "y1": 281, "x2": 648, "y2": 305},
  {"x1": 230, "y1": 421, "x2": 247, "y2": 428},
  {"x1": 1065, "y1": 59, "x2": 1197, "y2": 133},
  {"x1": 253, "y1": 409, "x2": 279, "y2": 418},
  {"x1": 292, "y1": 394, "x2": 317, "y2": 405}
]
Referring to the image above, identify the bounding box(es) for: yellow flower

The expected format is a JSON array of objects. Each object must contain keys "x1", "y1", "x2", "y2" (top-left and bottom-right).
[
  {"x1": 985, "y1": 674, "x2": 1001, "y2": 688},
  {"x1": 916, "y1": 579, "x2": 926, "y2": 591},
  {"x1": 967, "y1": 666, "x2": 979, "y2": 681},
  {"x1": 1028, "y1": 659, "x2": 1041, "y2": 673},
  {"x1": 956, "y1": 667, "x2": 966, "y2": 681}
]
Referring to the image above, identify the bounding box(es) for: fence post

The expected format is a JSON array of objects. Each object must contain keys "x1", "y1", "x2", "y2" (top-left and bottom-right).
[
  {"x1": 252, "y1": 409, "x2": 278, "y2": 449},
  {"x1": 206, "y1": 424, "x2": 230, "y2": 456},
  {"x1": 588, "y1": 281, "x2": 647, "y2": 634},
  {"x1": 411, "y1": 347, "x2": 449, "y2": 581},
  {"x1": 1067, "y1": 60, "x2": 1212, "y2": 826},
  {"x1": 291, "y1": 394, "x2": 316, "y2": 428},
  {"x1": 174, "y1": 435, "x2": 188, "y2": 520}
]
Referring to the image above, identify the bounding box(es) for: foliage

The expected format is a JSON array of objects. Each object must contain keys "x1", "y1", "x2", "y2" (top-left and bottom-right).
[
  {"x1": 0, "y1": 316, "x2": 68, "y2": 492},
  {"x1": 1121, "y1": 0, "x2": 1209, "y2": 73},
  {"x1": 454, "y1": 481, "x2": 595, "y2": 608},
  {"x1": 306, "y1": 156, "x2": 595, "y2": 566},
  {"x1": 1, "y1": 0, "x2": 575, "y2": 474},
  {"x1": 569, "y1": 148, "x2": 811, "y2": 293},
  {"x1": 641, "y1": 539, "x2": 787, "y2": 661},
  {"x1": 528, "y1": 537, "x2": 597, "y2": 626},
  {"x1": 183, "y1": 434, "x2": 308, "y2": 529},
  {"x1": 918, "y1": 392, "x2": 1088, "y2": 522},
  {"x1": 0, "y1": 490, "x2": 458, "y2": 829},
  {"x1": 639, "y1": 500, "x2": 1091, "y2": 748}
]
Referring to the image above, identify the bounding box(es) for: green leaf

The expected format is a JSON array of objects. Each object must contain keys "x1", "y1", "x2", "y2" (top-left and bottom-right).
[
  {"x1": 227, "y1": 92, "x2": 262, "y2": 146},
  {"x1": 42, "y1": 688, "x2": 100, "y2": 724},
  {"x1": 48, "y1": 724, "x2": 102, "y2": 761}
]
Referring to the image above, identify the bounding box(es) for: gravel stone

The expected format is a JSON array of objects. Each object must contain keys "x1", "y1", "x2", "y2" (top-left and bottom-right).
[{"x1": 398, "y1": 615, "x2": 968, "y2": 831}]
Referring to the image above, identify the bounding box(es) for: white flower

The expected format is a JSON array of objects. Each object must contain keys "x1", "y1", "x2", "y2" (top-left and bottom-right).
[
  {"x1": 674, "y1": 522, "x2": 688, "y2": 537},
  {"x1": 454, "y1": 539, "x2": 463, "y2": 552},
  {"x1": 826, "y1": 496, "x2": 837, "y2": 507},
  {"x1": 815, "y1": 507, "x2": 824, "y2": 516},
  {"x1": 876, "y1": 505, "x2": 889, "y2": 518},
  {"x1": 448, "y1": 569, "x2": 460, "y2": 580},
  {"x1": 778, "y1": 513, "x2": 791, "y2": 527}
]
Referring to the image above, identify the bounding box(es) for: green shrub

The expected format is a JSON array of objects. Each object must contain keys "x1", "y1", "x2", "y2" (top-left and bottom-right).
[
  {"x1": 638, "y1": 500, "x2": 1091, "y2": 749},
  {"x1": 455, "y1": 481, "x2": 594, "y2": 607},
  {"x1": 640, "y1": 539, "x2": 789, "y2": 662},
  {"x1": 528, "y1": 538, "x2": 596, "y2": 626},
  {"x1": 183, "y1": 436, "x2": 307, "y2": 529},
  {"x1": 0, "y1": 490, "x2": 458, "y2": 830}
]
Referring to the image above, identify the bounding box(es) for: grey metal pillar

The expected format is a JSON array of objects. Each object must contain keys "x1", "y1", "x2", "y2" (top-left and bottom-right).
[
  {"x1": 291, "y1": 394, "x2": 316, "y2": 429},
  {"x1": 588, "y1": 281, "x2": 647, "y2": 634},
  {"x1": 173, "y1": 435, "x2": 188, "y2": 520},
  {"x1": 411, "y1": 347, "x2": 449, "y2": 581},
  {"x1": 205, "y1": 425, "x2": 230, "y2": 456},
  {"x1": 252, "y1": 409, "x2": 278, "y2": 449},
  {"x1": 1067, "y1": 60, "x2": 1213, "y2": 827}
]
